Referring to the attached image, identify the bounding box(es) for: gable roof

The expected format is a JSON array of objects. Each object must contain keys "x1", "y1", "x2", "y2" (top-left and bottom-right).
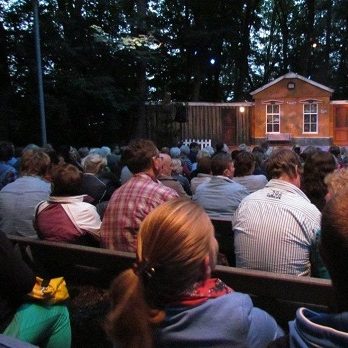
[{"x1": 250, "y1": 72, "x2": 334, "y2": 95}]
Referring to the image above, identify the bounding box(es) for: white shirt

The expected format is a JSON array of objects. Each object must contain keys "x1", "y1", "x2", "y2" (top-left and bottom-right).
[{"x1": 232, "y1": 179, "x2": 321, "y2": 276}]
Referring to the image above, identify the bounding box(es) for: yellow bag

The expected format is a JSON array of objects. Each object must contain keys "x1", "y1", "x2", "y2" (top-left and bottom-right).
[{"x1": 27, "y1": 277, "x2": 70, "y2": 304}]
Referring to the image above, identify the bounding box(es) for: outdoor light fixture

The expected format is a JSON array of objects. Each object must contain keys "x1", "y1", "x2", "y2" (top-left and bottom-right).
[
  {"x1": 287, "y1": 81, "x2": 296, "y2": 90},
  {"x1": 239, "y1": 106, "x2": 245, "y2": 113}
]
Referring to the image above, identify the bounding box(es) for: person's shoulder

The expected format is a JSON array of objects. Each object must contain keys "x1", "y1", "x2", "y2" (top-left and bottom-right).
[
  {"x1": 157, "y1": 182, "x2": 179, "y2": 198},
  {"x1": 208, "y1": 291, "x2": 253, "y2": 310}
]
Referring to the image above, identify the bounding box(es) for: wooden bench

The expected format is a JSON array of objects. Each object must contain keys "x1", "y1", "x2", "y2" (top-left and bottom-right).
[
  {"x1": 8, "y1": 235, "x2": 335, "y2": 330},
  {"x1": 211, "y1": 219, "x2": 235, "y2": 266},
  {"x1": 266, "y1": 133, "x2": 292, "y2": 143}
]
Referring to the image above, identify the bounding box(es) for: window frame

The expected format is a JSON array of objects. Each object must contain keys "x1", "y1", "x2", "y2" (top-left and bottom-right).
[
  {"x1": 266, "y1": 103, "x2": 280, "y2": 134},
  {"x1": 303, "y1": 102, "x2": 318, "y2": 134}
]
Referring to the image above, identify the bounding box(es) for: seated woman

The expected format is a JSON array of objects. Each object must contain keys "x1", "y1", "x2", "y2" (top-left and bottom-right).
[
  {"x1": 80, "y1": 153, "x2": 118, "y2": 204},
  {"x1": 0, "y1": 231, "x2": 71, "y2": 347},
  {"x1": 105, "y1": 198, "x2": 284, "y2": 347},
  {"x1": 35, "y1": 164, "x2": 101, "y2": 246}
]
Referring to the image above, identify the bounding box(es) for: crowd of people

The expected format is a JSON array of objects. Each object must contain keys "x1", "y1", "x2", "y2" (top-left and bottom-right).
[{"x1": 1, "y1": 138, "x2": 348, "y2": 347}]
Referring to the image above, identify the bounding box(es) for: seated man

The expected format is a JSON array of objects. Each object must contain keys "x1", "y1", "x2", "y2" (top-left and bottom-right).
[
  {"x1": 158, "y1": 153, "x2": 188, "y2": 197},
  {"x1": 233, "y1": 150, "x2": 268, "y2": 193},
  {"x1": 289, "y1": 190, "x2": 348, "y2": 346},
  {"x1": 193, "y1": 152, "x2": 249, "y2": 265},
  {"x1": 100, "y1": 139, "x2": 178, "y2": 252},
  {"x1": 190, "y1": 157, "x2": 212, "y2": 194},
  {"x1": 0, "y1": 149, "x2": 51, "y2": 238},
  {"x1": 233, "y1": 148, "x2": 321, "y2": 276},
  {"x1": 193, "y1": 152, "x2": 249, "y2": 220}
]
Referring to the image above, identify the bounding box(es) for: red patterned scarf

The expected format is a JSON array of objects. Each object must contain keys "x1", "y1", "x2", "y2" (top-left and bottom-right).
[{"x1": 172, "y1": 278, "x2": 233, "y2": 307}]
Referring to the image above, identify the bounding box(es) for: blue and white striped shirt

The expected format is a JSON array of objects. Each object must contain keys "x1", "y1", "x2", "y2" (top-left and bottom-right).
[{"x1": 232, "y1": 179, "x2": 321, "y2": 276}]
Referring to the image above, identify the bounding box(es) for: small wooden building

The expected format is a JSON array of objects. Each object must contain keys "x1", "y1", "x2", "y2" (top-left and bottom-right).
[
  {"x1": 250, "y1": 72, "x2": 348, "y2": 146},
  {"x1": 146, "y1": 72, "x2": 348, "y2": 147},
  {"x1": 146, "y1": 102, "x2": 252, "y2": 147}
]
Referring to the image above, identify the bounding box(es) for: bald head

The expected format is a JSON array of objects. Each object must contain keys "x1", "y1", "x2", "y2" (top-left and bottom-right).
[{"x1": 160, "y1": 153, "x2": 173, "y2": 176}]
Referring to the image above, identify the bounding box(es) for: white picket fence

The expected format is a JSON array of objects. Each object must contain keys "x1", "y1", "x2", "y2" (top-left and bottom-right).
[{"x1": 182, "y1": 138, "x2": 212, "y2": 150}]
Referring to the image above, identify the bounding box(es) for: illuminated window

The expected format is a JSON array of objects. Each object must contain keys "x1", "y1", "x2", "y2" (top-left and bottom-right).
[
  {"x1": 303, "y1": 103, "x2": 318, "y2": 133},
  {"x1": 266, "y1": 104, "x2": 280, "y2": 133}
]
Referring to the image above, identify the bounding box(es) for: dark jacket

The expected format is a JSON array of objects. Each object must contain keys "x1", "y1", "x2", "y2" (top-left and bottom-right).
[{"x1": 0, "y1": 231, "x2": 35, "y2": 332}]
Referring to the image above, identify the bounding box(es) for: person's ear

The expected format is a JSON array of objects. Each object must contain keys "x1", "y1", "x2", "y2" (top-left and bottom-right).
[{"x1": 222, "y1": 168, "x2": 230, "y2": 177}]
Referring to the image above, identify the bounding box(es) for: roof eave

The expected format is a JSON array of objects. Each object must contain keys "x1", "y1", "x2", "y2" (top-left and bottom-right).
[{"x1": 250, "y1": 73, "x2": 334, "y2": 96}]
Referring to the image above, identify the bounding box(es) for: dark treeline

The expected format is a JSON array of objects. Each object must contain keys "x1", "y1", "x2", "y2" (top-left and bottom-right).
[{"x1": 0, "y1": 0, "x2": 347, "y2": 146}]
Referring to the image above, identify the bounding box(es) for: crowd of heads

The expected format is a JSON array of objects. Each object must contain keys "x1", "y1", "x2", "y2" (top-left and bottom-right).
[{"x1": 3, "y1": 137, "x2": 348, "y2": 347}]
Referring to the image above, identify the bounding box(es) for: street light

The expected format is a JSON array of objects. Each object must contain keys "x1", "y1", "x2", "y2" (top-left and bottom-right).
[{"x1": 33, "y1": 0, "x2": 47, "y2": 145}]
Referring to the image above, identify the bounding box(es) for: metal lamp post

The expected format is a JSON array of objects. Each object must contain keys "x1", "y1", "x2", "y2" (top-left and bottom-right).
[{"x1": 33, "y1": 0, "x2": 47, "y2": 145}]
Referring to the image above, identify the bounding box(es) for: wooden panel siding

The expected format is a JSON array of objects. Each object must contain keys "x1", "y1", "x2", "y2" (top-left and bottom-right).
[{"x1": 145, "y1": 102, "x2": 253, "y2": 147}]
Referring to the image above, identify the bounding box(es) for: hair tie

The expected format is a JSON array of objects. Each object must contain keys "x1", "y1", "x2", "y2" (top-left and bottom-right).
[{"x1": 133, "y1": 259, "x2": 156, "y2": 281}]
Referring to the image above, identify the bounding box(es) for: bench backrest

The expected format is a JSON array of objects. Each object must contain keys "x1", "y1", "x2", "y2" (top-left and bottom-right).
[{"x1": 8, "y1": 235, "x2": 335, "y2": 327}]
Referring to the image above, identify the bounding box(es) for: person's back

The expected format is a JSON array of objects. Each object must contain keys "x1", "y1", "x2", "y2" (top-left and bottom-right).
[
  {"x1": 158, "y1": 154, "x2": 188, "y2": 197},
  {"x1": 190, "y1": 157, "x2": 212, "y2": 194},
  {"x1": 289, "y1": 190, "x2": 348, "y2": 347},
  {"x1": 233, "y1": 151, "x2": 268, "y2": 193},
  {"x1": 301, "y1": 150, "x2": 337, "y2": 211},
  {"x1": 193, "y1": 152, "x2": 249, "y2": 220},
  {"x1": 105, "y1": 198, "x2": 284, "y2": 348},
  {"x1": 35, "y1": 164, "x2": 101, "y2": 246},
  {"x1": 100, "y1": 139, "x2": 178, "y2": 252},
  {"x1": 233, "y1": 148, "x2": 321, "y2": 276},
  {"x1": 0, "y1": 149, "x2": 51, "y2": 237},
  {"x1": 0, "y1": 142, "x2": 18, "y2": 190}
]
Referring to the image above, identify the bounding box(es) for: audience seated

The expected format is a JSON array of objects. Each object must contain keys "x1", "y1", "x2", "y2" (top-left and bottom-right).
[
  {"x1": 0, "y1": 141, "x2": 18, "y2": 190},
  {"x1": 80, "y1": 153, "x2": 107, "y2": 203},
  {"x1": 301, "y1": 150, "x2": 337, "y2": 211},
  {"x1": 329, "y1": 144, "x2": 343, "y2": 167},
  {"x1": 34, "y1": 164, "x2": 101, "y2": 246},
  {"x1": 289, "y1": 190, "x2": 348, "y2": 346},
  {"x1": 193, "y1": 152, "x2": 249, "y2": 220},
  {"x1": 0, "y1": 149, "x2": 51, "y2": 238},
  {"x1": 171, "y1": 158, "x2": 192, "y2": 195},
  {"x1": 158, "y1": 154, "x2": 188, "y2": 197},
  {"x1": 105, "y1": 198, "x2": 284, "y2": 348},
  {"x1": 100, "y1": 139, "x2": 178, "y2": 252},
  {"x1": 0, "y1": 231, "x2": 71, "y2": 347},
  {"x1": 233, "y1": 148, "x2": 321, "y2": 276},
  {"x1": 233, "y1": 150, "x2": 268, "y2": 193},
  {"x1": 312, "y1": 167, "x2": 348, "y2": 279},
  {"x1": 190, "y1": 157, "x2": 212, "y2": 194},
  {"x1": 56, "y1": 145, "x2": 83, "y2": 171}
]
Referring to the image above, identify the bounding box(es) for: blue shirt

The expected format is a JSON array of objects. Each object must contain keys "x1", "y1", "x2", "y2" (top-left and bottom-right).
[
  {"x1": 156, "y1": 292, "x2": 284, "y2": 347},
  {"x1": 289, "y1": 307, "x2": 348, "y2": 347},
  {"x1": 193, "y1": 176, "x2": 249, "y2": 220},
  {"x1": 0, "y1": 176, "x2": 51, "y2": 237}
]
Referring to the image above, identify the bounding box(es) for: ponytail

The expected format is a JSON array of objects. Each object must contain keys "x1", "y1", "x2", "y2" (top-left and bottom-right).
[{"x1": 105, "y1": 269, "x2": 164, "y2": 348}]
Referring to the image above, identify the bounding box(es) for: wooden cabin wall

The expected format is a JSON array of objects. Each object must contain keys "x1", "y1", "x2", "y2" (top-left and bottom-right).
[{"x1": 146, "y1": 103, "x2": 252, "y2": 147}]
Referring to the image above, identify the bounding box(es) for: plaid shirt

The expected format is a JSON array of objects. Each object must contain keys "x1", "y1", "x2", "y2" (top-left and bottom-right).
[{"x1": 100, "y1": 172, "x2": 178, "y2": 251}]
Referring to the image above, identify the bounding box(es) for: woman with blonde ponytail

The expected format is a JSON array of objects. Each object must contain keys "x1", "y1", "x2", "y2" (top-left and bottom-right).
[{"x1": 105, "y1": 198, "x2": 284, "y2": 347}]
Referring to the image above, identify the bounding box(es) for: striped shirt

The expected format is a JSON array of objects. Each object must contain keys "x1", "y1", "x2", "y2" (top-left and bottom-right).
[
  {"x1": 100, "y1": 172, "x2": 178, "y2": 252},
  {"x1": 232, "y1": 179, "x2": 321, "y2": 276}
]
